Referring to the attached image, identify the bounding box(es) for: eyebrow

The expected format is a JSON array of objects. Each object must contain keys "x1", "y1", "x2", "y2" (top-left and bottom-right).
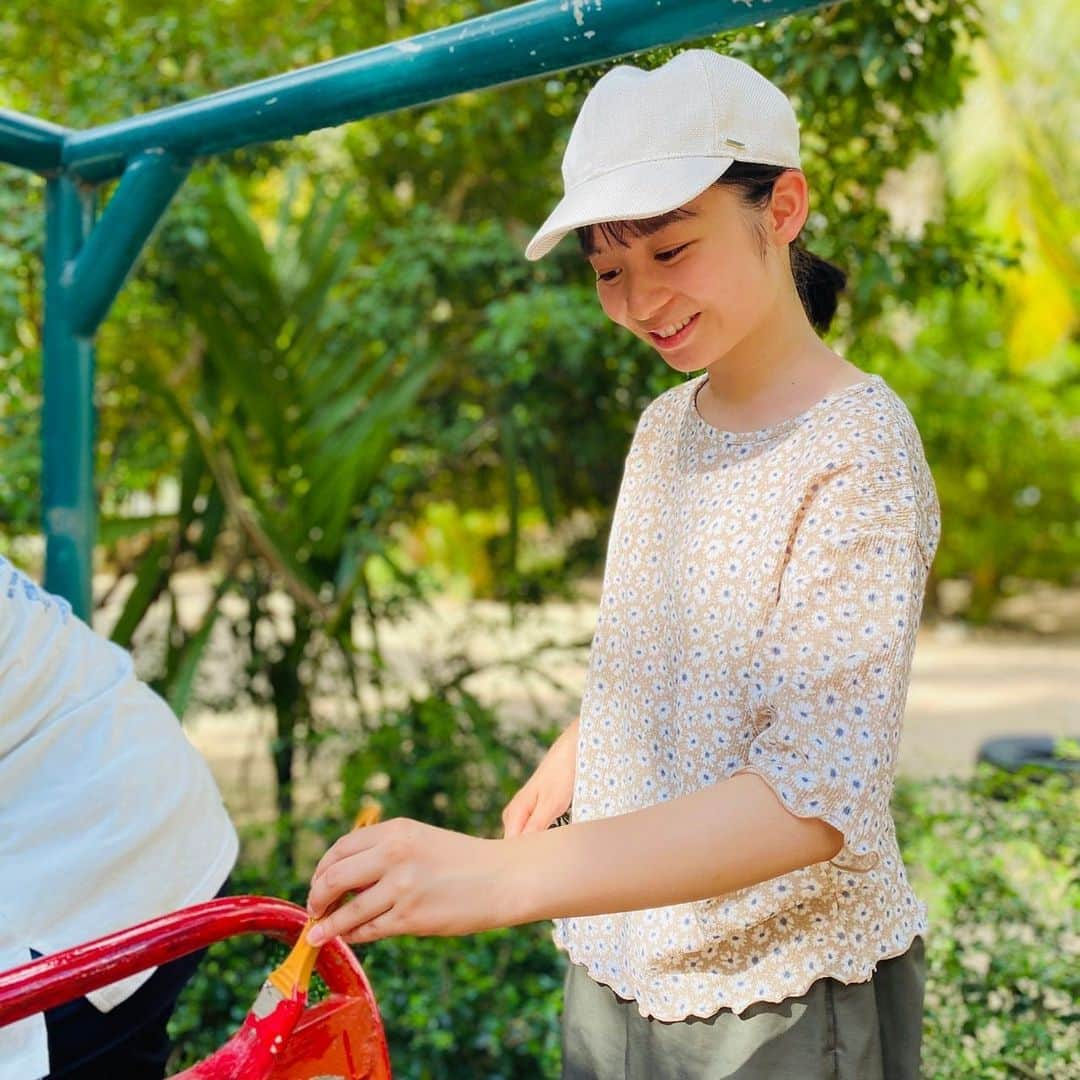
[{"x1": 578, "y1": 207, "x2": 698, "y2": 257}]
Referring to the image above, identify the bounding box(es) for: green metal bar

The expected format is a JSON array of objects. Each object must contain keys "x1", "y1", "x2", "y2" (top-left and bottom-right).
[
  {"x1": 0, "y1": 108, "x2": 70, "y2": 172},
  {"x1": 67, "y1": 151, "x2": 190, "y2": 337},
  {"x1": 63, "y1": 0, "x2": 831, "y2": 183},
  {"x1": 29, "y1": 0, "x2": 832, "y2": 614},
  {"x1": 43, "y1": 177, "x2": 97, "y2": 619}
]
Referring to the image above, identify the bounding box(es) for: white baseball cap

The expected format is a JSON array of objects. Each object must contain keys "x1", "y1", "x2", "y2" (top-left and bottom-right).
[{"x1": 525, "y1": 50, "x2": 801, "y2": 261}]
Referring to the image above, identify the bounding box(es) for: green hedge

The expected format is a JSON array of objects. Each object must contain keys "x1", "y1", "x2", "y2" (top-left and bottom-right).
[
  {"x1": 895, "y1": 770, "x2": 1079, "y2": 1078},
  {"x1": 167, "y1": 766, "x2": 1076, "y2": 1079}
]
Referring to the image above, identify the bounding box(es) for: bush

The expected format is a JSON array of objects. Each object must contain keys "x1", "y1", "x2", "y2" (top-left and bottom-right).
[
  {"x1": 339, "y1": 685, "x2": 545, "y2": 837},
  {"x1": 894, "y1": 769, "x2": 1079, "y2": 1079},
  {"x1": 169, "y1": 705, "x2": 1077, "y2": 1078},
  {"x1": 166, "y1": 855, "x2": 565, "y2": 1079},
  {"x1": 359, "y1": 929, "x2": 563, "y2": 1079}
]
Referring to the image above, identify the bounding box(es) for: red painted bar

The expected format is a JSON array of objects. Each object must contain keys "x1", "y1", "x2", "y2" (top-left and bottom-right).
[{"x1": 0, "y1": 896, "x2": 373, "y2": 1028}]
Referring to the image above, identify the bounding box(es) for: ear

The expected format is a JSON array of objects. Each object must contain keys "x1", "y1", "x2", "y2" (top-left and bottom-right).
[{"x1": 768, "y1": 169, "x2": 809, "y2": 245}]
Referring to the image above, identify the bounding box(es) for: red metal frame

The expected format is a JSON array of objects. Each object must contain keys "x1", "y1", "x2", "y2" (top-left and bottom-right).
[{"x1": 0, "y1": 896, "x2": 392, "y2": 1078}]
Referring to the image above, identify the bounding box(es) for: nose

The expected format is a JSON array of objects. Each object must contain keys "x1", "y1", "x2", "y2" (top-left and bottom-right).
[{"x1": 623, "y1": 269, "x2": 670, "y2": 326}]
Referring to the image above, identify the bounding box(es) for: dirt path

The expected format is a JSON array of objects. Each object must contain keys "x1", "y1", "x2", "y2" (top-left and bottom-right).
[{"x1": 180, "y1": 595, "x2": 1080, "y2": 825}]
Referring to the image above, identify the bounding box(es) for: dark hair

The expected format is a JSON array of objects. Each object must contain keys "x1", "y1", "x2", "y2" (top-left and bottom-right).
[{"x1": 575, "y1": 162, "x2": 846, "y2": 333}]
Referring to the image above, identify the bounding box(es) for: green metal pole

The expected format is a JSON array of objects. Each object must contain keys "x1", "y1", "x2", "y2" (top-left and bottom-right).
[
  {"x1": 0, "y1": 109, "x2": 69, "y2": 171},
  {"x1": 68, "y1": 151, "x2": 190, "y2": 338},
  {"x1": 39, "y1": 155, "x2": 188, "y2": 613},
  {"x1": 62, "y1": 0, "x2": 833, "y2": 184},
  {"x1": 43, "y1": 176, "x2": 97, "y2": 619}
]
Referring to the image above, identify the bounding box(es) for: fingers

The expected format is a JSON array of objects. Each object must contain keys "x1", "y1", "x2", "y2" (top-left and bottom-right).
[
  {"x1": 308, "y1": 880, "x2": 396, "y2": 947},
  {"x1": 503, "y1": 783, "x2": 573, "y2": 836},
  {"x1": 311, "y1": 822, "x2": 383, "y2": 891},
  {"x1": 522, "y1": 794, "x2": 571, "y2": 833},
  {"x1": 308, "y1": 846, "x2": 382, "y2": 918},
  {"x1": 502, "y1": 786, "x2": 538, "y2": 839},
  {"x1": 342, "y1": 913, "x2": 395, "y2": 946},
  {"x1": 521, "y1": 805, "x2": 558, "y2": 833}
]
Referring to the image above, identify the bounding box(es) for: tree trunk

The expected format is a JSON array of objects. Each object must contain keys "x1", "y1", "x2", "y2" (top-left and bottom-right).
[{"x1": 269, "y1": 609, "x2": 312, "y2": 871}]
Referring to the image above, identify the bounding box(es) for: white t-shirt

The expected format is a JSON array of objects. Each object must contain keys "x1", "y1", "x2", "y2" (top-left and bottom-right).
[{"x1": 0, "y1": 557, "x2": 238, "y2": 1079}]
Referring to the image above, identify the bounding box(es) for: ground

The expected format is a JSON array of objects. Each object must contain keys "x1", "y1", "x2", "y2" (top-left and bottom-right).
[{"x1": 171, "y1": 586, "x2": 1080, "y2": 827}]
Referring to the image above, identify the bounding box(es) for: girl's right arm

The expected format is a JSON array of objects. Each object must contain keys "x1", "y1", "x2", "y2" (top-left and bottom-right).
[{"x1": 501, "y1": 717, "x2": 579, "y2": 838}]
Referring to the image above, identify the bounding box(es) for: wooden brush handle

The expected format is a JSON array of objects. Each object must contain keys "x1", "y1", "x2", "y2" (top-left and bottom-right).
[{"x1": 267, "y1": 803, "x2": 382, "y2": 997}]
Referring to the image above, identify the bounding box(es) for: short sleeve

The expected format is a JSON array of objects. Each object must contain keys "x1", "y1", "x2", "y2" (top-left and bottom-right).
[{"x1": 738, "y1": 529, "x2": 929, "y2": 870}]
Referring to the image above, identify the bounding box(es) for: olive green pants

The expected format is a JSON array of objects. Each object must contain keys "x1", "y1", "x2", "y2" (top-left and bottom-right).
[{"x1": 561, "y1": 937, "x2": 925, "y2": 1080}]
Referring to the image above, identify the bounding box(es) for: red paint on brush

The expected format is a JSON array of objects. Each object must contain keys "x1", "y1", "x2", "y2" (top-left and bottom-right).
[{"x1": 177, "y1": 990, "x2": 307, "y2": 1079}]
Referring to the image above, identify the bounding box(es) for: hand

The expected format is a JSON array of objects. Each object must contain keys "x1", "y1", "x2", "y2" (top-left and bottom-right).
[
  {"x1": 502, "y1": 717, "x2": 578, "y2": 838},
  {"x1": 306, "y1": 818, "x2": 514, "y2": 945}
]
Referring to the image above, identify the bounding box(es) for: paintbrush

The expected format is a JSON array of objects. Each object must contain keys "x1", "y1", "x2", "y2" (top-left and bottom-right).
[{"x1": 176, "y1": 802, "x2": 382, "y2": 1079}]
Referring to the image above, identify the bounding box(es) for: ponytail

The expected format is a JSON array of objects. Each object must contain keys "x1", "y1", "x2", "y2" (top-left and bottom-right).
[{"x1": 789, "y1": 240, "x2": 847, "y2": 334}]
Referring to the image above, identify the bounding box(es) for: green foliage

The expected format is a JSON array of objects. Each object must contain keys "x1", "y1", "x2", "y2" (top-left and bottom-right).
[
  {"x1": 165, "y1": 170, "x2": 433, "y2": 581},
  {"x1": 109, "y1": 172, "x2": 427, "y2": 693},
  {"x1": 701, "y1": 0, "x2": 993, "y2": 327},
  {"x1": 894, "y1": 770, "x2": 1079, "y2": 1079},
  {"x1": 169, "y1": 716, "x2": 1078, "y2": 1078},
  {"x1": 0, "y1": 172, "x2": 43, "y2": 543},
  {"x1": 867, "y1": 284, "x2": 1080, "y2": 619},
  {"x1": 361, "y1": 927, "x2": 563, "y2": 1080},
  {"x1": 355, "y1": 208, "x2": 668, "y2": 597},
  {"x1": 942, "y1": 0, "x2": 1079, "y2": 370},
  {"x1": 341, "y1": 685, "x2": 543, "y2": 836}
]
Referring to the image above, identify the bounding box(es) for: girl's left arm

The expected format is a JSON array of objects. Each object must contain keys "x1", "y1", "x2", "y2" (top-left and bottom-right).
[{"x1": 305, "y1": 772, "x2": 841, "y2": 945}]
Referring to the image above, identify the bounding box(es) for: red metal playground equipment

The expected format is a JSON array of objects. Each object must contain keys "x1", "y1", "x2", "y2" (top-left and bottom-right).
[
  {"x1": 0, "y1": 0, "x2": 830, "y2": 1073},
  {"x1": 0, "y1": 897, "x2": 392, "y2": 1080}
]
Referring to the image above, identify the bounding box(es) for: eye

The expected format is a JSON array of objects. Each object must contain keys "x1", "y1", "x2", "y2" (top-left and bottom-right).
[
  {"x1": 655, "y1": 243, "x2": 689, "y2": 262},
  {"x1": 595, "y1": 268, "x2": 620, "y2": 283}
]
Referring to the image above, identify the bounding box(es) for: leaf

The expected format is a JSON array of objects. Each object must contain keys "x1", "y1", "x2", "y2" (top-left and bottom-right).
[
  {"x1": 110, "y1": 534, "x2": 171, "y2": 649},
  {"x1": 165, "y1": 602, "x2": 221, "y2": 718},
  {"x1": 97, "y1": 513, "x2": 175, "y2": 545}
]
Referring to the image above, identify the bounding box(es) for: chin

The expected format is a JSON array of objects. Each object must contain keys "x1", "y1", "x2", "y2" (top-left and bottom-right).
[{"x1": 657, "y1": 351, "x2": 706, "y2": 375}]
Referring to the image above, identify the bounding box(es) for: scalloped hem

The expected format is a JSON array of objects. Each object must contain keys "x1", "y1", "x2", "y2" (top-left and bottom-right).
[{"x1": 555, "y1": 928, "x2": 928, "y2": 1021}]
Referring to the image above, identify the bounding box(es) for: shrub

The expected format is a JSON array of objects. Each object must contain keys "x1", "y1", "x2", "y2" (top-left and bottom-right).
[
  {"x1": 166, "y1": 856, "x2": 565, "y2": 1079},
  {"x1": 169, "y1": 708, "x2": 1077, "y2": 1078},
  {"x1": 894, "y1": 769, "x2": 1079, "y2": 1079}
]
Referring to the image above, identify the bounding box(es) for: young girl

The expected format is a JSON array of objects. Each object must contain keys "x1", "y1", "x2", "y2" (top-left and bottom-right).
[{"x1": 308, "y1": 50, "x2": 938, "y2": 1080}]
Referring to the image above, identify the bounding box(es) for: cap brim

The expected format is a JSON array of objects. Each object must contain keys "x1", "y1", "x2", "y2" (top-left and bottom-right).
[{"x1": 524, "y1": 156, "x2": 735, "y2": 261}]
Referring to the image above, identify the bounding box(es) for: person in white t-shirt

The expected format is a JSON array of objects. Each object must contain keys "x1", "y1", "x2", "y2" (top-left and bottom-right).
[{"x1": 0, "y1": 555, "x2": 238, "y2": 1079}]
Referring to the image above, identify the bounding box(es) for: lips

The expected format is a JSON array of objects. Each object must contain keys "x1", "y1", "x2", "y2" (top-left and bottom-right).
[{"x1": 647, "y1": 312, "x2": 700, "y2": 349}]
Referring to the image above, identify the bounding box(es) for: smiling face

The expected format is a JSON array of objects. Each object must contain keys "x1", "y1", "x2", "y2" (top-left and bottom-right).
[{"x1": 583, "y1": 182, "x2": 793, "y2": 376}]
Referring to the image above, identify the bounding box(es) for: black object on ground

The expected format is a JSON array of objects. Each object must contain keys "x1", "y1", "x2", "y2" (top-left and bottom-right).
[{"x1": 976, "y1": 735, "x2": 1079, "y2": 777}]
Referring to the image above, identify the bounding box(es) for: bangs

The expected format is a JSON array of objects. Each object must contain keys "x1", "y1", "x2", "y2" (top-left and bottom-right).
[{"x1": 576, "y1": 206, "x2": 697, "y2": 256}]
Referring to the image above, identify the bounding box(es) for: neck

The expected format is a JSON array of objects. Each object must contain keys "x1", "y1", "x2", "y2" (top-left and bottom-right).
[
  {"x1": 696, "y1": 289, "x2": 856, "y2": 432},
  {"x1": 706, "y1": 295, "x2": 822, "y2": 401}
]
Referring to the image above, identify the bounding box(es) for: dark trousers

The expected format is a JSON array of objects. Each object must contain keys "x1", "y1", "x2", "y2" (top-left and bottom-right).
[{"x1": 36, "y1": 880, "x2": 229, "y2": 1079}]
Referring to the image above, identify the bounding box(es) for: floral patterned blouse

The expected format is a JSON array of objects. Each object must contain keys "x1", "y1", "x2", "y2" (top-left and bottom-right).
[{"x1": 554, "y1": 372, "x2": 940, "y2": 1020}]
